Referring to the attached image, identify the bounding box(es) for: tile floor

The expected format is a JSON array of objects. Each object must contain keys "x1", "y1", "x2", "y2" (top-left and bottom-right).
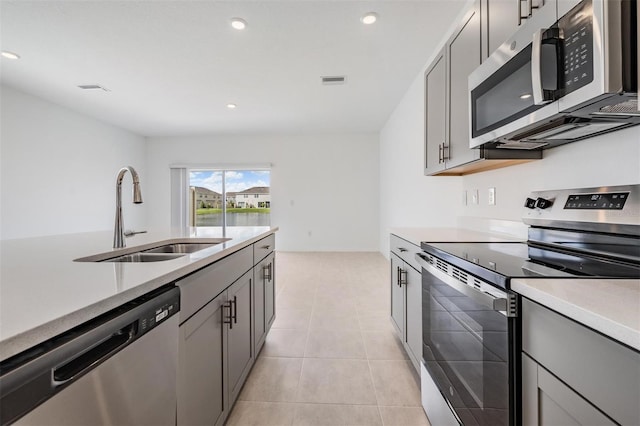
[{"x1": 226, "y1": 252, "x2": 430, "y2": 426}]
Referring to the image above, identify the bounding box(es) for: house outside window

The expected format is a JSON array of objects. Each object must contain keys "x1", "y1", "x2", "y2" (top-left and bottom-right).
[{"x1": 187, "y1": 169, "x2": 271, "y2": 228}]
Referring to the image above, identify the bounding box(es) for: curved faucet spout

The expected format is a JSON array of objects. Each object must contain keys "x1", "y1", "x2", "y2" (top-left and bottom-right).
[{"x1": 114, "y1": 166, "x2": 143, "y2": 248}]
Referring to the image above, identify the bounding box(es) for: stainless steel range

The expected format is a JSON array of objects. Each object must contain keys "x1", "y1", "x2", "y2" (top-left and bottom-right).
[{"x1": 415, "y1": 184, "x2": 640, "y2": 426}]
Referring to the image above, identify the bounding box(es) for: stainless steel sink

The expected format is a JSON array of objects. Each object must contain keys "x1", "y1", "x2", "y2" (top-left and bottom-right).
[
  {"x1": 75, "y1": 238, "x2": 232, "y2": 263},
  {"x1": 104, "y1": 253, "x2": 186, "y2": 262},
  {"x1": 143, "y1": 243, "x2": 218, "y2": 254}
]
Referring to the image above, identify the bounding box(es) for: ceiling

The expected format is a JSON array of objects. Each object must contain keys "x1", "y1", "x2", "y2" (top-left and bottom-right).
[{"x1": 0, "y1": 1, "x2": 465, "y2": 137}]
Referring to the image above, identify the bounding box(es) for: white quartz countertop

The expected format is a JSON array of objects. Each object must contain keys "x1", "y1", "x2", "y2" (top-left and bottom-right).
[
  {"x1": 512, "y1": 278, "x2": 640, "y2": 351},
  {"x1": 0, "y1": 226, "x2": 277, "y2": 362},
  {"x1": 390, "y1": 227, "x2": 524, "y2": 247}
]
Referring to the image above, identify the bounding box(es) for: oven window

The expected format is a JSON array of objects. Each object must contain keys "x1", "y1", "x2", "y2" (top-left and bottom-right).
[{"x1": 422, "y1": 270, "x2": 510, "y2": 426}]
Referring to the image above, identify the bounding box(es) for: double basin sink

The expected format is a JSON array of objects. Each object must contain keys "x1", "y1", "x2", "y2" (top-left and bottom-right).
[{"x1": 75, "y1": 239, "x2": 231, "y2": 263}]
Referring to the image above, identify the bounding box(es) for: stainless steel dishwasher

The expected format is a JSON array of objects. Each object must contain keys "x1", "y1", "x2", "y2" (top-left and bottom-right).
[{"x1": 0, "y1": 285, "x2": 180, "y2": 425}]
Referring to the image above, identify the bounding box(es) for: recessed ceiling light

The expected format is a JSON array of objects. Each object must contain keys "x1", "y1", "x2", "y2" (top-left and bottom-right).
[
  {"x1": 227, "y1": 103, "x2": 237, "y2": 109},
  {"x1": 361, "y1": 12, "x2": 378, "y2": 25},
  {"x1": 520, "y1": 93, "x2": 532, "y2": 99},
  {"x1": 231, "y1": 18, "x2": 247, "y2": 30},
  {"x1": 1, "y1": 51, "x2": 20, "y2": 60}
]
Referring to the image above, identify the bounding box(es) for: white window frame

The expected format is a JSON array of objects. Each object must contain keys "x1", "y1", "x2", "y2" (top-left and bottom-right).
[{"x1": 170, "y1": 163, "x2": 271, "y2": 232}]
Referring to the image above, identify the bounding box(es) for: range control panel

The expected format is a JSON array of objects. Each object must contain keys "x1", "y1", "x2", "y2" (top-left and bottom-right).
[{"x1": 564, "y1": 192, "x2": 629, "y2": 210}]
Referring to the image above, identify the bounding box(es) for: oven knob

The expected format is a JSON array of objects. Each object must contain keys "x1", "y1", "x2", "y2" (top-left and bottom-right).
[
  {"x1": 524, "y1": 198, "x2": 537, "y2": 209},
  {"x1": 535, "y1": 197, "x2": 553, "y2": 209}
]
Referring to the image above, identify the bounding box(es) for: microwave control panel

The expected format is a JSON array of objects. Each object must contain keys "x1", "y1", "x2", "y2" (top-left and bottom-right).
[{"x1": 559, "y1": 0, "x2": 593, "y2": 95}]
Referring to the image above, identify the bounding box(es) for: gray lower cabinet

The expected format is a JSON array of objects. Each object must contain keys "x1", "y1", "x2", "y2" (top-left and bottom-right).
[
  {"x1": 390, "y1": 253, "x2": 405, "y2": 338},
  {"x1": 178, "y1": 291, "x2": 228, "y2": 426},
  {"x1": 389, "y1": 235, "x2": 422, "y2": 375},
  {"x1": 522, "y1": 354, "x2": 615, "y2": 426},
  {"x1": 176, "y1": 234, "x2": 278, "y2": 426},
  {"x1": 227, "y1": 270, "x2": 254, "y2": 404},
  {"x1": 522, "y1": 298, "x2": 640, "y2": 426},
  {"x1": 254, "y1": 251, "x2": 276, "y2": 353}
]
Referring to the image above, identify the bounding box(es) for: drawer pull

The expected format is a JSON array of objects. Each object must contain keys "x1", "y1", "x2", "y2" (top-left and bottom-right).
[
  {"x1": 262, "y1": 245, "x2": 271, "y2": 250},
  {"x1": 398, "y1": 247, "x2": 408, "y2": 253}
]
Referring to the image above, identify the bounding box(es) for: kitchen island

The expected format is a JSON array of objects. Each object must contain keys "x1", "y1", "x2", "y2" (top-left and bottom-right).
[{"x1": 0, "y1": 226, "x2": 277, "y2": 362}]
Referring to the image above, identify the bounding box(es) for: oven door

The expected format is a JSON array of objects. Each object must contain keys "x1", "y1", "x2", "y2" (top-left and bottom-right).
[{"x1": 416, "y1": 253, "x2": 518, "y2": 426}]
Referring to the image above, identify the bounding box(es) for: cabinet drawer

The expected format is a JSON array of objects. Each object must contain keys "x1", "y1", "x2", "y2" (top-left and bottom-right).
[
  {"x1": 178, "y1": 245, "x2": 253, "y2": 323},
  {"x1": 522, "y1": 298, "x2": 640, "y2": 426},
  {"x1": 254, "y1": 234, "x2": 275, "y2": 264},
  {"x1": 390, "y1": 234, "x2": 420, "y2": 271}
]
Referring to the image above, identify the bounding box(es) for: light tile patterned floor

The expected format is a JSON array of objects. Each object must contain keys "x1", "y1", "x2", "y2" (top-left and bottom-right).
[{"x1": 226, "y1": 252, "x2": 430, "y2": 426}]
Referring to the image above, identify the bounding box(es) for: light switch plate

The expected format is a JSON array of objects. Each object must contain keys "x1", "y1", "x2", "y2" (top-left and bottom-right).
[
  {"x1": 472, "y1": 189, "x2": 479, "y2": 205},
  {"x1": 488, "y1": 187, "x2": 496, "y2": 205}
]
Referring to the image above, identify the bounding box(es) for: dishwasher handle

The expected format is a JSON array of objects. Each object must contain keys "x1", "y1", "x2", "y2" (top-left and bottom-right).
[{"x1": 52, "y1": 322, "x2": 136, "y2": 387}]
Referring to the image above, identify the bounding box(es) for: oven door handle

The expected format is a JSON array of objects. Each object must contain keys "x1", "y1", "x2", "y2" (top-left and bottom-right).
[{"x1": 415, "y1": 253, "x2": 516, "y2": 317}]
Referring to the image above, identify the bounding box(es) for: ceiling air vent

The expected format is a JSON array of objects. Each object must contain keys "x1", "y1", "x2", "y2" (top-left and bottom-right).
[
  {"x1": 321, "y1": 76, "x2": 346, "y2": 85},
  {"x1": 78, "y1": 84, "x2": 110, "y2": 91}
]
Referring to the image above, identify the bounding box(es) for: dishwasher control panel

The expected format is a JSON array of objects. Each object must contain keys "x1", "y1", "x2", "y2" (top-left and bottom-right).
[{"x1": 138, "y1": 290, "x2": 180, "y2": 335}]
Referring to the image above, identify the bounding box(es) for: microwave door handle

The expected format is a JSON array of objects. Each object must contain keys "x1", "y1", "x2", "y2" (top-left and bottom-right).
[{"x1": 532, "y1": 29, "x2": 548, "y2": 105}]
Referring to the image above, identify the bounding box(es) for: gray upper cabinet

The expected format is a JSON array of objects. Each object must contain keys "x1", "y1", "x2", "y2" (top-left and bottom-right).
[
  {"x1": 485, "y1": 0, "x2": 520, "y2": 56},
  {"x1": 424, "y1": 0, "x2": 540, "y2": 176},
  {"x1": 424, "y1": 49, "x2": 447, "y2": 176},
  {"x1": 446, "y1": 0, "x2": 483, "y2": 169}
]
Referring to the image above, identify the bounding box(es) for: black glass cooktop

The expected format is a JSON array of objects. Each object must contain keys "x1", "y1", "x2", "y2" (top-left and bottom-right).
[{"x1": 420, "y1": 242, "x2": 640, "y2": 289}]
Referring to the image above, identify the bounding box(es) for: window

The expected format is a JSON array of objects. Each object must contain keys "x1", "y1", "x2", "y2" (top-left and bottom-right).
[{"x1": 186, "y1": 169, "x2": 271, "y2": 228}]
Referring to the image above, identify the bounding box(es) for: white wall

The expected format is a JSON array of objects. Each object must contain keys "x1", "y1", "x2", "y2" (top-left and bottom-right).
[
  {"x1": 460, "y1": 126, "x2": 640, "y2": 219},
  {"x1": 0, "y1": 85, "x2": 147, "y2": 240},
  {"x1": 379, "y1": 70, "x2": 463, "y2": 254},
  {"x1": 146, "y1": 133, "x2": 379, "y2": 252}
]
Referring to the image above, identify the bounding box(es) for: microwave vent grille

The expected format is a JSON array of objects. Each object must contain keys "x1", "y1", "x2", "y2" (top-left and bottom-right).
[
  {"x1": 596, "y1": 99, "x2": 639, "y2": 115},
  {"x1": 497, "y1": 141, "x2": 549, "y2": 149}
]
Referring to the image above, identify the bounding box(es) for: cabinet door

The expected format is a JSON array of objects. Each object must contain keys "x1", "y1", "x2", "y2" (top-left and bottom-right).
[
  {"x1": 446, "y1": 0, "x2": 482, "y2": 169},
  {"x1": 424, "y1": 48, "x2": 447, "y2": 175},
  {"x1": 227, "y1": 270, "x2": 254, "y2": 404},
  {"x1": 522, "y1": 354, "x2": 616, "y2": 426},
  {"x1": 486, "y1": 0, "x2": 520, "y2": 56},
  {"x1": 390, "y1": 253, "x2": 405, "y2": 338},
  {"x1": 254, "y1": 252, "x2": 276, "y2": 352},
  {"x1": 404, "y1": 265, "x2": 422, "y2": 374},
  {"x1": 178, "y1": 292, "x2": 228, "y2": 426},
  {"x1": 264, "y1": 252, "x2": 276, "y2": 331}
]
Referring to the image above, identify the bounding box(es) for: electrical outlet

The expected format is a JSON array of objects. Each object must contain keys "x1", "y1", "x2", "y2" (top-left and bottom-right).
[
  {"x1": 488, "y1": 187, "x2": 496, "y2": 205},
  {"x1": 472, "y1": 189, "x2": 479, "y2": 205}
]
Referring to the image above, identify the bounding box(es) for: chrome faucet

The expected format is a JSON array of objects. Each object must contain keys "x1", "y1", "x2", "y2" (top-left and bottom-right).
[{"x1": 113, "y1": 166, "x2": 143, "y2": 248}]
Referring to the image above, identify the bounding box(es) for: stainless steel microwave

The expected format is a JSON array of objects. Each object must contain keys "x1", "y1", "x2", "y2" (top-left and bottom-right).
[{"x1": 469, "y1": 0, "x2": 639, "y2": 150}]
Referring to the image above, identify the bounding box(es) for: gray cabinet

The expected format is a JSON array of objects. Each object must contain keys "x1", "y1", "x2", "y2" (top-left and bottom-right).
[
  {"x1": 521, "y1": 298, "x2": 640, "y2": 426},
  {"x1": 176, "y1": 234, "x2": 277, "y2": 426},
  {"x1": 484, "y1": 0, "x2": 520, "y2": 57},
  {"x1": 178, "y1": 271, "x2": 253, "y2": 426},
  {"x1": 227, "y1": 270, "x2": 254, "y2": 404},
  {"x1": 390, "y1": 253, "x2": 405, "y2": 338},
  {"x1": 424, "y1": 49, "x2": 447, "y2": 176},
  {"x1": 423, "y1": 0, "x2": 540, "y2": 176},
  {"x1": 446, "y1": 0, "x2": 483, "y2": 169},
  {"x1": 484, "y1": 0, "x2": 558, "y2": 57},
  {"x1": 178, "y1": 292, "x2": 228, "y2": 426},
  {"x1": 389, "y1": 235, "x2": 422, "y2": 375},
  {"x1": 254, "y1": 251, "x2": 276, "y2": 353},
  {"x1": 522, "y1": 354, "x2": 615, "y2": 426}
]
